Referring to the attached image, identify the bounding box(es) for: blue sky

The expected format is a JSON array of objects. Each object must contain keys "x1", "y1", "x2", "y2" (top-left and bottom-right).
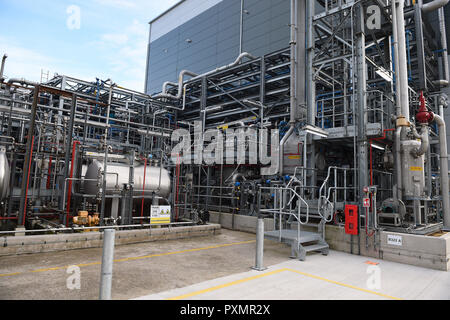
[{"x1": 0, "y1": 0, "x2": 179, "y2": 91}]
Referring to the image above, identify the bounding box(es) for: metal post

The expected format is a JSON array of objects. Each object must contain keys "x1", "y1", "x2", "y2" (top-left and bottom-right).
[
  {"x1": 99, "y1": 228, "x2": 115, "y2": 300},
  {"x1": 252, "y1": 186, "x2": 266, "y2": 271}
]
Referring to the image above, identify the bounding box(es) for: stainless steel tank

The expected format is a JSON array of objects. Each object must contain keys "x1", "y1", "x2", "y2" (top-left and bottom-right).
[
  {"x1": 400, "y1": 140, "x2": 425, "y2": 198},
  {"x1": 83, "y1": 160, "x2": 171, "y2": 199},
  {"x1": 0, "y1": 146, "x2": 10, "y2": 201}
]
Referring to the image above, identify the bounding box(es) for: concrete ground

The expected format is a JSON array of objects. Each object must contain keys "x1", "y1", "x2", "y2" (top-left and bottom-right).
[
  {"x1": 1, "y1": 229, "x2": 450, "y2": 300},
  {"x1": 136, "y1": 249, "x2": 450, "y2": 300},
  {"x1": 0, "y1": 229, "x2": 290, "y2": 300}
]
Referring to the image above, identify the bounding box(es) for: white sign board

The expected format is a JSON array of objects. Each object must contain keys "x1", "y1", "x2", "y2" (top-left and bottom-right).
[
  {"x1": 150, "y1": 205, "x2": 171, "y2": 225},
  {"x1": 387, "y1": 234, "x2": 402, "y2": 246}
]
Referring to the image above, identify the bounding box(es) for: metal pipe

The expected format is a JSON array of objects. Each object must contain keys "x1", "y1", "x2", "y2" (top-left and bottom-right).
[
  {"x1": 433, "y1": 114, "x2": 450, "y2": 229},
  {"x1": 434, "y1": 7, "x2": 449, "y2": 86},
  {"x1": 99, "y1": 229, "x2": 115, "y2": 300},
  {"x1": 391, "y1": 0, "x2": 402, "y2": 115},
  {"x1": 278, "y1": 126, "x2": 295, "y2": 175},
  {"x1": 290, "y1": 0, "x2": 298, "y2": 122},
  {"x1": 0, "y1": 54, "x2": 7, "y2": 80},
  {"x1": 156, "y1": 52, "x2": 257, "y2": 101},
  {"x1": 18, "y1": 86, "x2": 39, "y2": 226},
  {"x1": 395, "y1": 126, "x2": 403, "y2": 200},
  {"x1": 421, "y1": 0, "x2": 449, "y2": 13},
  {"x1": 154, "y1": 70, "x2": 198, "y2": 100},
  {"x1": 395, "y1": 0, "x2": 410, "y2": 120},
  {"x1": 412, "y1": 124, "x2": 430, "y2": 157}
]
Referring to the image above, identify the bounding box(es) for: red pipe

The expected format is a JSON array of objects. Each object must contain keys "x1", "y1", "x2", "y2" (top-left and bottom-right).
[
  {"x1": 0, "y1": 217, "x2": 18, "y2": 220},
  {"x1": 66, "y1": 140, "x2": 80, "y2": 227},
  {"x1": 140, "y1": 157, "x2": 148, "y2": 224},
  {"x1": 22, "y1": 136, "x2": 35, "y2": 226}
]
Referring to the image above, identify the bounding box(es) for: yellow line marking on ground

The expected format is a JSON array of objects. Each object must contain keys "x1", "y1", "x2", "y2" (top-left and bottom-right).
[
  {"x1": 167, "y1": 269, "x2": 286, "y2": 300},
  {"x1": 285, "y1": 268, "x2": 403, "y2": 301},
  {"x1": 168, "y1": 268, "x2": 403, "y2": 301},
  {"x1": 0, "y1": 240, "x2": 256, "y2": 278},
  {"x1": 0, "y1": 272, "x2": 22, "y2": 277}
]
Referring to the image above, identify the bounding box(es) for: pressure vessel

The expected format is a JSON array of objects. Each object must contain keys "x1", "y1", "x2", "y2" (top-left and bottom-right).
[
  {"x1": 83, "y1": 160, "x2": 171, "y2": 199},
  {"x1": 0, "y1": 146, "x2": 10, "y2": 201}
]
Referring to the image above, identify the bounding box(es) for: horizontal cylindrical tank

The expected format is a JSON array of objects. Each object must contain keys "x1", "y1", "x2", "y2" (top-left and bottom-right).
[
  {"x1": 83, "y1": 160, "x2": 171, "y2": 199},
  {"x1": 0, "y1": 147, "x2": 10, "y2": 201},
  {"x1": 400, "y1": 140, "x2": 425, "y2": 198}
]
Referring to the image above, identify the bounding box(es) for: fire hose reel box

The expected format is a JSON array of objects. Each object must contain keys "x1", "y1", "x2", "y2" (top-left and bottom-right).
[{"x1": 345, "y1": 205, "x2": 359, "y2": 235}]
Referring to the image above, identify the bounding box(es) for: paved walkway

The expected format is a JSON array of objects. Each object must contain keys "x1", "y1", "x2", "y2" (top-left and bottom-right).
[{"x1": 135, "y1": 249, "x2": 450, "y2": 300}]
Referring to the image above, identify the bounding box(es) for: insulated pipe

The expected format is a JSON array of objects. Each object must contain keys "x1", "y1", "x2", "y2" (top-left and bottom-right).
[
  {"x1": 434, "y1": 7, "x2": 449, "y2": 87},
  {"x1": 278, "y1": 126, "x2": 295, "y2": 175},
  {"x1": 395, "y1": 0, "x2": 410, "y2": 120},
  {"x1": 154, "y1": 70, "x2": 198, "y2": 100},
  {"x1": 395, "y1": 126, "x2": 403, "y2": 200},
  {"x1": 155, "y1": 52, "x2": 257, "y2": 100},
  {"x1": 422, "y1": 0, "x2": 449, "y2": 13},
  {"x1": 290, "y1": 0, "x2": 298, "y2": 123},
  {"x1": 392, "y1": 0, "x2": 402, "y2": 115},
  {"x1": 433, "y1": 114, "x2": 450, "y2": 229},
  {"x1": 0, "y1": 54, "x2": 7, "y2": 80},
  {"x1": 412, "y1": 125, "x2": 430, "y2": 157},
  {"x1": 6, "y1": 78, "x2": 39, "y2": 87}
]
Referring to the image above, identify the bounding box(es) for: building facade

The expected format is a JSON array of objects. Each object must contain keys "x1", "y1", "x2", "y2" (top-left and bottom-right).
[{"x1": 145, "y1": 0, "x2": 291, "y2": 95}]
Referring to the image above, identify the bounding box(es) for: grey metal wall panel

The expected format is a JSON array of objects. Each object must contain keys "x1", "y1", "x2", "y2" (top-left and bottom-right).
[{"x1": 146, "y1": 0, "x2": 290, "y2": 94}]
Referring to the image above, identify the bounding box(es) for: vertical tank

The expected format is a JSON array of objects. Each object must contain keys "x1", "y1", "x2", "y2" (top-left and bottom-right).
[
  {"x1": 0, "y1": 146, "x2": 10, "y2": 201},
  {"x1": 400, "y1": 140, "x2": 425, "y2": 198}
]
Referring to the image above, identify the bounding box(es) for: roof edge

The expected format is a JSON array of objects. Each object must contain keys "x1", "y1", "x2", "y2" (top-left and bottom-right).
[{"x1": 148, "y1": 0, "x2": 186, "y2": 24}]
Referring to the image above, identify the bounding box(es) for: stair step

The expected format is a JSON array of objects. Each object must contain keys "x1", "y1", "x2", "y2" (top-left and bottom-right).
[
  {"x1": 264, "y1": 229, "x2": 322, "y2": 243},
  {"x1": 304, "y1": 243, "x2": 329, "y2": 253}
]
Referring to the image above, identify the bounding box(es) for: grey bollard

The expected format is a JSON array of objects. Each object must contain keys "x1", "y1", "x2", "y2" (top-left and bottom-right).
[
  {"x1": 252, "y1": 218, "x2": 267, "y2": 271},
  {"x1": 99, "y1": 228, "x2": 116, "y2": 300}
]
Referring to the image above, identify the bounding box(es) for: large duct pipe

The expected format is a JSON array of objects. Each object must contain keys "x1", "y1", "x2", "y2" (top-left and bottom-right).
[
  {"x1": 433, "y1": 114, "x2": 450, "y2": 229},
  {"x1": 434, "y1": 7, "x2": 449, "y2": 87},
  {"x1": 422, "y1": 0, "x2": 449, "y2": 13},
  {"x1": 395, "y1": 0, "x2": 410, "y2": 120}
]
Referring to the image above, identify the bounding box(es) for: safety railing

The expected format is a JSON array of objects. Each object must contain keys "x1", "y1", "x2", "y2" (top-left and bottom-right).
[
  {"x1": 318, "y1": 166, "x2": 357, "y2": 222},
  {"x1": 259, "y1": 185, "x2": 309, "y2": 242}
]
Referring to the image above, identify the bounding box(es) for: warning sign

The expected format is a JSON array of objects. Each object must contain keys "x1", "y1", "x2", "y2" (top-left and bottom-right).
[
  {"x1": 150, "y1": 206, "x2": 171, "y2": 225},
  {"x1": 363, "y1": 198, "x2": 371, "y2": 208}
]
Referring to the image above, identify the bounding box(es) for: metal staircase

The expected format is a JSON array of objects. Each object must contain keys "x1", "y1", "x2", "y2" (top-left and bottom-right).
[{"x1": 260, "y1": 182, "x2": 330, "y2": 261}]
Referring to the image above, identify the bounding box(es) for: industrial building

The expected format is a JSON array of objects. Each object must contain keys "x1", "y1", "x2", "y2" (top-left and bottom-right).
[{"x1": 1, "y1": 0, "x2": 450, "y2": 301}]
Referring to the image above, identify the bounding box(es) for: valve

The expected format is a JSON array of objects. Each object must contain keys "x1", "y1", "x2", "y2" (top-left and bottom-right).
[{"x1": 416, "y1": 91, "x2": 434, "y2": 124}]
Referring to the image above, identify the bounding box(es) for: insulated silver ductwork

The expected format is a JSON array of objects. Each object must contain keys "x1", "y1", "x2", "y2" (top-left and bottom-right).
[
  {"x1": 0, "y1": 54, "x2": 7, "y2": 81},
  {"x1": 421, "y1": 0, "x2": 449, "y2": 13},
  {"x1": 154, "y1": 52, "x2": 257, "y2": 101},
  {"x1": 433, "y1": 114, "x2": 450, "y2": 229}
]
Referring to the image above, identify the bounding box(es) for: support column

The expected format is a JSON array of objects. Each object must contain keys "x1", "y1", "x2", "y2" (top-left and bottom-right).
[{"x1": 355, "y1": 4, "x2": 369, "y2": 212}]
